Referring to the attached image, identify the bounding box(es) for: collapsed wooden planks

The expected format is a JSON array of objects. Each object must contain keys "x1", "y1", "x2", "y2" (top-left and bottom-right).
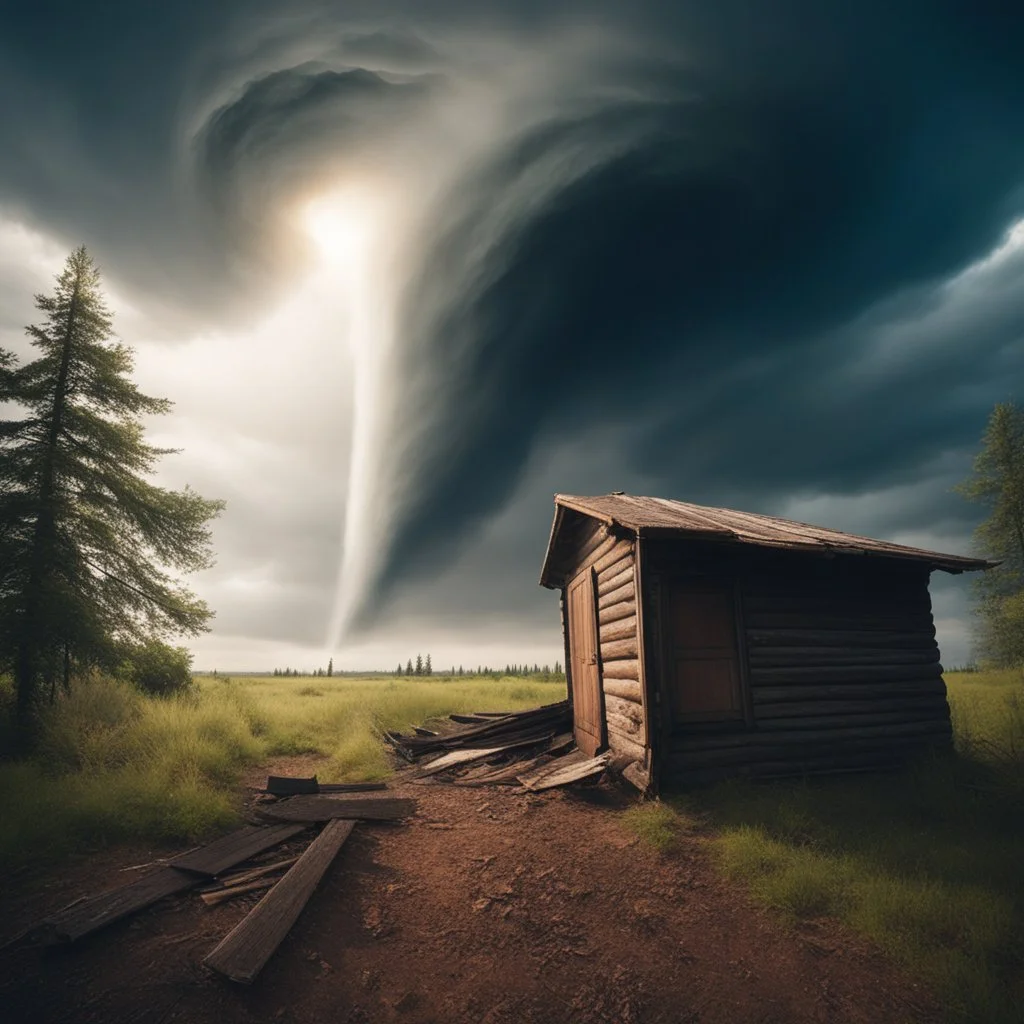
[
  {"x1": 385, "y1": 700, "x2": 570, "y2": 756},
  {"x1": 40, "y1": 823, "x2": 307, "y2": 943},
  {"x1": 204, "y1": 819, "x2": 356, "y2": 984},
  {"x1": 518, "y1": 752, "x2": 611, "y2": 791},
  {"x1": 384, "y1": 701, "x2": 614, "y2": 791}
]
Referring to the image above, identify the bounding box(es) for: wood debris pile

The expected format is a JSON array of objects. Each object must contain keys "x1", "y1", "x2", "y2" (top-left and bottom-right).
[
  {"x1": 382, "y1": 700, "x2": 612, "y2": 790},
  {"x1": 15, "y1": 787, "x2": 415, "y2": 985}
]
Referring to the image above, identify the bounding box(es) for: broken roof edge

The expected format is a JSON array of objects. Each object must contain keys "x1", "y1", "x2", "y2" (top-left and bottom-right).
[{"x1": 540, "y1": 493, "x2": 997, "y2": 581}]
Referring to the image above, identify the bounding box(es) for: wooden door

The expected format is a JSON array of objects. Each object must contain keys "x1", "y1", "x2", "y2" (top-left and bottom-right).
[
  {"x1": 665, "y1": 581, "x2": 744, "y2": 724},
  {"x1": 567, "y1": 568, "x2": 603, "y2": 756}
]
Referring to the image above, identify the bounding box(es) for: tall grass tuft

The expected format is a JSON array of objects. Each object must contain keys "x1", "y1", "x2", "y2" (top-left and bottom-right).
[{"x1": 0, "y1": 671, "x2": 567, "y2": 871}]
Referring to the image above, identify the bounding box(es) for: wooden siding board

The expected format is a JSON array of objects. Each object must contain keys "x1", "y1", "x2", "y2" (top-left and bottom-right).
[
  {"x1": 600, "y1": 616, "x2": 638, "y2": 643},
  {"x1": 748, "y1": 664, "x2": 944, "y2": 684},
  {"x1": 747, "y1": 647, "x2": 941, "y2": 666},
  {"x1": 606, "y1": 729, "x2": 647, "y2": 762},
  {"x1": 593, "y1": 540, "x2": 634, "y2": 576},
  {"x1": 603, "y1": 677, "x2": 643, "y2": 702},
  {"x1": 598, "y1": 581, "x2": 635, "y2": 610},
  {"x1": 755, "y1": 696, "x2": 952, "y2": 718},
  {"x1": 746, "y1": 629, "x2": 937, "y2": 648},
  {"x1": 752, "y1": 679, "x2": 948, "y2": 703},
  {"x1": 603, "y1": 659, "x2": 640, "y2": 681},
  {"x1": 597, "y1": 553, "x2": 634, "y2": 586},
  {"x1": 600, "y1": 636, "x2": 639, "y2": 661},
  {"x1": 598, "y1": 565, "x2": 634, "y2": 597},
  {"x1": 599, "y1": 599, "x2": 636, "y2": 627}
]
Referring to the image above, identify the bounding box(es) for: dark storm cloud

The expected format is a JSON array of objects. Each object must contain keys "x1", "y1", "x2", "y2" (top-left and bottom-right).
[
  {"x1": 2, "y1": 0, "x2": 1022, "y2": 653},
  {"x1": 365, "y1": 2, "x2": 1024, "y2": 619}
]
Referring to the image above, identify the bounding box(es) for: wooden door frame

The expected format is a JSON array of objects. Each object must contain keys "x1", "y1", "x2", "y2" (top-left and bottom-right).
[
  {"x1": 658, "y1": 573, "x2": 753, "y2": 733},
  {"x1": 589, "y1": 564, "x2": 607, "y2": 753},
  {"x1": 567, "y1": 565, "x2": 605, "y2": 755}
]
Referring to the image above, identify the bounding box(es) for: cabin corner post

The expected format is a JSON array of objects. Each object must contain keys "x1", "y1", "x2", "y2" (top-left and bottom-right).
[{"x1": 633, "y1": 532, "x2": 656, "y2": 787}]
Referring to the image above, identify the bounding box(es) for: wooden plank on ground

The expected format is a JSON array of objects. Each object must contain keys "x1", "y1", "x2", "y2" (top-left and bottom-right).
[
  {"x1": 169, "y1": 824, "x2": 308, "y2": 877},
  {"x1": 415, "y1": 735, "x2": 550, "y2": 776},
  {"x1": 414, "y1": 746, "x2": 513, "y2": 776},
  {"x1": 215, "y1": 856, "x2": 299, "y2": 889},
  {"x1": 456, "y1": 753, "x2": 556, "y2": 786},
  {"x1": 518, "y1": 752, "x2": 611, "y2": 792},
  {"x1": 258, "y1": 796, "x2": 415, "y2": 823},
  {"x1": 265, "y1": 775, "x2": 319, "y2": 796},
  {"x1": 455, "y1": 728, "x2": 555, "y2": 750},
  {"x1": 318, "y1": 782, "x2": 388, "y2": 793},
  {"x1": 44, "y1": 867, "x2": 199, "y2": 943},
  {"x1": 40, "y1": 824, "x2": 306, "y2": 942},
  {"x1": 201, "y1": 878, "x2": 277, "y2": 907},
  {"x1": 203, "y1": 819, "x2": 356, "y2": 984}
]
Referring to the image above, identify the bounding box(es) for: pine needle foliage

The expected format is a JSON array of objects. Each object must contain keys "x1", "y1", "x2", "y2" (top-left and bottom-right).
[
  {"x1": 0, "y1": 247, "x2": 224, "y2": 735},
  {"x1": 955, "y1": 399, "x2": 1024, "y2": 667}
]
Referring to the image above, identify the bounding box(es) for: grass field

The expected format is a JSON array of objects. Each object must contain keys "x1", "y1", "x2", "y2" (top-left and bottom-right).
[
  {"x1": 0, "y1": 672, "x2": 566, "y2": 871},
  {"x1": 3, "y1": 667, "x2": 1022, "y2": 1020},
  {"x1": 623, "y1": 669, "x2": 1024, "y2": 1024}
]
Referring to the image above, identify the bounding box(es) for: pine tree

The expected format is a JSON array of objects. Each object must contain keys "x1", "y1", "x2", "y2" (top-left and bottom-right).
[
  {"x1": 956, "y1": 400, "x2": 1024, "y2": 666},
  {"x1": 396, "y1": 662, "x2": 403, "y2": 676},
  {"x1": 425, "y1": 653, "x2": 432, "y2": 675},
  {"x1": 0, "y1": 247, "x2": 224, "y2": 733},
  {"x1": 327, "y1": 657, "x2": 333, "y2": 677},
  {"x1": 406, "y1": 658, "x2": 413, "y2": 675}
]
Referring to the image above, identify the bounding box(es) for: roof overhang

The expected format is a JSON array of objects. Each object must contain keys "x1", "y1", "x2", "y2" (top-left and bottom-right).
[{"x1": 538, "y1": 493, "x2": 997, "y2": 587}]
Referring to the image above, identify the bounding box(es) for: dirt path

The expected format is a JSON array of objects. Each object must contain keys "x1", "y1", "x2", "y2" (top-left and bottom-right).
[{"x1": 0, "y1": 756, "x2": 942, "y2": 1024}]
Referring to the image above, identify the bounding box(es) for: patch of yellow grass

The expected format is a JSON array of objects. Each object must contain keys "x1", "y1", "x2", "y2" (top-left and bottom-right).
[{"x1": 0, "y1": 672, "x2": 566, "y2": 870}]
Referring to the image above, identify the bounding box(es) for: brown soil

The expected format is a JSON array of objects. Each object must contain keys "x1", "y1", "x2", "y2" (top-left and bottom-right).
[{"x1": 0, "y1": 755, "x2": 943, "y2": 1024}]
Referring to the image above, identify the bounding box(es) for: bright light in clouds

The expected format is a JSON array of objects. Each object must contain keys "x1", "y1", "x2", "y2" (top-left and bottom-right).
[
  {"x1": 298, "y1": 183, "x2": 406, "y2": 649},
  {"x1": 301, "y1": 187, "x2": 382, "y2": 268}
]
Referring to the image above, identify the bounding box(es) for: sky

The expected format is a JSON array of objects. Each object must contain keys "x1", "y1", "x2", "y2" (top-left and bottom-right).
[{"x1": 1, "y1": 0, "x2": 1022, "y2": 672}]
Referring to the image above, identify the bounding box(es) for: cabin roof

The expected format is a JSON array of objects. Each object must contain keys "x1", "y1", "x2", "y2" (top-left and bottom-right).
[{"x1": 539, "y1": 492, "x2": 996, "y2": 587}]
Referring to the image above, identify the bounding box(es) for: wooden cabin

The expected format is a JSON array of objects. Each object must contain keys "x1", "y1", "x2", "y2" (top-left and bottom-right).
[{"x1": 539, "y1": 493, "x2": 993, "y2": 792}]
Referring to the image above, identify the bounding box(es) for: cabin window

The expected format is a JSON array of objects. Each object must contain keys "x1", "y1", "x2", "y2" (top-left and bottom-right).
[{"x1": 663, "y1": 579, "x2": 746, "y2": 725}]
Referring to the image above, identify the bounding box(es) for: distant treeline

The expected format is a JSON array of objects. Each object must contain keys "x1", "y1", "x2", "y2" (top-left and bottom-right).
[
  {"x1": 200, "y1": 659, "x2": 566, "y2": 680},
  {"x1": 393, "y1": 656, "x2": 563, "y2": 679}
]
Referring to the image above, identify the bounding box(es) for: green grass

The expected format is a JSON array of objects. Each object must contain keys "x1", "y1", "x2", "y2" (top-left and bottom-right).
[
  {"x1": 620, "y1": 801, "x2": 696, "y2": 852},
  {"x1": 0, "y1": 672, "x2": 566, "y2": 871},
  {"x1": 669, "y1": 669, "x2": 1024, "y2": 1024}
]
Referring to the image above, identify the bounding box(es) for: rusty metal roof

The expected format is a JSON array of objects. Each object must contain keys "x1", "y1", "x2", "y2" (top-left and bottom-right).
[{"x1": 539, "y1": 493, "x2": 995, "y2": 586}]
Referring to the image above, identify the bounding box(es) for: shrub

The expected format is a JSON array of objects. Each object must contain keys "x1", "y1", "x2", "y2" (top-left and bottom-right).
[{"x1": 120, "y1": 639, "x2": 195, "y2": 697}]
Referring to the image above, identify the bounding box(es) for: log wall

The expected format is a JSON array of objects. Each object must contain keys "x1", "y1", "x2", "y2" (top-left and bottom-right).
[
  {"x1": 642, "y1": 542, "x2": 953, "y2": 785},
  {"x1": 555, "y1": 517, "x2": 650, "y2": 767}
]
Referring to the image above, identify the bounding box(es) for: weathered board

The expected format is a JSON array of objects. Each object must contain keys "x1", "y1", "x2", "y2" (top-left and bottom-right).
[
  {"x1": 413, "y1": 738, "x2": 549, "y2": 777},
  {"x1": 44, "y1": 867, "x2": 199, "y2": 943},
  {"x1": 41, "y1": 824, "x2": 308, "y2": 943},
  {"x1": 259, "y1": 797, "x2": 415, "y2": 823},
  {"x1": 518, "y1": 752, "x2": 610, "y2": 791},
  {"x1": 170, "y1": 824, "x2": 307, "y2": 877},
  {"x1": 204, "y1": 819, "x2": 356, "y2": 984},
  {"x1": 265, "y1": 775, "x2": 319, "y2": 796}
]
